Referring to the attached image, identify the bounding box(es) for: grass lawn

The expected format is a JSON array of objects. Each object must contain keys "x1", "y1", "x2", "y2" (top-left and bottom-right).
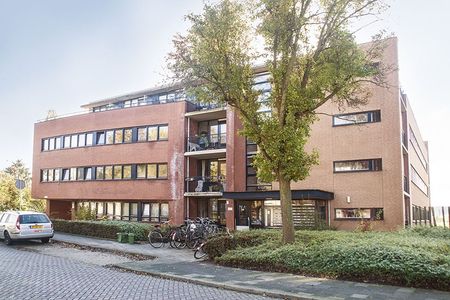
[{"x1": 204, "y1": 227, "x2": 450, "y2": 291}]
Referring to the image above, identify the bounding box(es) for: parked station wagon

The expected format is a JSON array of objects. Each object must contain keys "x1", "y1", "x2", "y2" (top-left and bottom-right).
[{"x1": 0, "y1": 211, "x2": 54, "y2": 245}]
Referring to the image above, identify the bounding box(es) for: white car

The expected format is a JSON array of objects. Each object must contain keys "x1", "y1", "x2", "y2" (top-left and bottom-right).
[{"x1": 0, "y1": 211, "x2": 54, "y2": 245}]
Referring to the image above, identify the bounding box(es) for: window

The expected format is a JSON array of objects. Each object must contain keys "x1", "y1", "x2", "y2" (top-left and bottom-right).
[
  {"x1": 104, "y1": 166, "x2": 113, "y2": 180},
  {"x1": 97, "y1": 202, "x2": 104, "y2": 218},
  {"x1": 41, "y1": 170, "x2": 48, "y2": 182},
  {"x1": 96, "y1": 166, "x2": 104, "y2": 180},
  {"x1": 113, "y1": 165, "x2": 122, "y2": 180},
  {"x1": 62, "y1": 169, "x2": 70, "y2": 181},
  {"x1": 77, "y1": 168, "x2": 84, "y2": 180},
  {"x1": 138, "y1": 128, "x2": 147, "y2": 142},
  {"x1": 158, "y1": 125, "x2": 168, "y2": 140},
  {"x1": 333, "y1": 110, "x2": 381, "y2": 126},
  {"x1": 147, "y1": 164, "x2": 157, "y2": 178},
  {"x1": 158, "y1": 164, "x2": 168, "y2": 178},
  {"x1": 63, "y1": 136, "x2": 71, "y2": 148},
  {"x1": 54, "y1": 169, "x2": 60, "y2": 181},
  {"x1": 49, "y1": 138, "x2": 55, "y2": 150},
  {"x1": 114, "y1": 202, "x2": 121, "y2": 220},
  {"x1": 55, "y1": 137, "x2": 62, "y2": 149},
  {"x1": 137, "y1": 164, "x2": 146, "y2": 179},
  {"x1": 130, "y1": 203, "x2": 138, "y2": 221},
  {"x1": 96, "y1": 132, "x2": 105, "y2": 145},
  {"x1": 84, "y1": 167, "x2": 92, "y2": 180},
  {"x1": 123, "y1": 165, "x2": 132, "y2": 179},
  {"x1": 334, "y1": 159, "x2": 382, "y2": 173},
  {"x1": 409, "y1": 127, "x2": 428, "y2": 170},
  {"x1": 114, "y1": 129, "x2": 123, "y2": 144},
  {"x1": 70, "y1": 168, "x2": 77, "y2": 181},
  {"x1": 78, "y1": 134, "x2": 86, "y2": 147},
  {"x1": 106, "y1": 130, "x2": 114, "y2": 145},
  {"x1": 124, "y1": 129, "x2": 133, "y2": 143},
  {"x1": 411, "y1": 167, "x2": 428, "y2": 196},
  {"x1": 148, "y1": 126, "x2": 158, "y2": 141},
  {"x1": 335, "y1": 208, "x2": 384, "y2": 220},
  {"x1": 107, "y1": 202, "x2": 114, "y2": 220},
  {"x1": 150, "y1": 203, "x2": 160, "y2": 222},
  {"x1": 160, "y1": 203, "x2": 169, "y2": 221},
  {"x1": 42, "y1": 139, "x2": 49, "y2": 151},
  {"x1": 86, "y1": 133, "x2": 93, "y2": 146},
  {"x1": 71, "y1": 135, "x2": 78, "y2": 148},
  {"x1": 122, "y1": 203, "x2": 130, "y2": 220},
  {"x1": 48, "y1": 169, "x2": 54, "y2": 182}
]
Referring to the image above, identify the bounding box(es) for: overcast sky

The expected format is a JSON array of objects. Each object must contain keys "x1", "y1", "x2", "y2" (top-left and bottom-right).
[{"x1": 0, "y1": 1, "x2": 448, "y2": 206}]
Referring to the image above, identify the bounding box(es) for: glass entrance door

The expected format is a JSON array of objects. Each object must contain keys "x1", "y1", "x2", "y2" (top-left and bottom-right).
[{"x1": 236, "y1": 201, "x2": 251, "y2": 227}]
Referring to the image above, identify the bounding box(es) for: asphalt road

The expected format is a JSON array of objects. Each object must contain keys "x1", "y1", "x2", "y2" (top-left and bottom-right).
[{"x1": 0, "y1": 241, "x2": 275, "y2": 300}]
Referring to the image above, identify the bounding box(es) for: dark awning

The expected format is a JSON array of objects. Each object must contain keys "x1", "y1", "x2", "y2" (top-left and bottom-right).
[{"x1": 222, "y1": 189, "x2": 334, "y2": 201}]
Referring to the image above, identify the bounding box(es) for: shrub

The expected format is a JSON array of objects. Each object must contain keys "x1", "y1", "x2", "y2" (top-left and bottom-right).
[
  {"x1": 209, "y1": 229, "x2": 450, "y2": 291},
  {"x1": 75, "y1": 206, "x2": 96, "y2": 221},
  {"x1": 52, "y1": 219, "x2": 153, "y2": 241}
]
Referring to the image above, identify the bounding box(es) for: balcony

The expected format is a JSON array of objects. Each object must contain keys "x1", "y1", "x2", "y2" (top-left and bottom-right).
[
  {"x1": 184, "y1": 176, "x2": 226, "y2": 197},
  {"x1": 185, "y1": 134, "x2": 226, "y2": 158}
]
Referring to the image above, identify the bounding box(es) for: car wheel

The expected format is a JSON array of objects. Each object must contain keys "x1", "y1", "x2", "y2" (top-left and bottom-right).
[
  {"x1": 4, "y1": 231, "x2": 13, "y2": 245},
  {"x1": 41, "y1": 238, "x2": 50, "y2": 244}
]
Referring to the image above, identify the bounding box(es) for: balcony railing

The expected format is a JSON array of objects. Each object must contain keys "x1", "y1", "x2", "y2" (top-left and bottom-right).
[
  {"x1": 185, "y1": 176, "x2": 226, "y2": 193},
  {"x1": 193, "y1": 102, "x2": 225, "y2": 111},
  {"x1": 187, "y1": 134, "x2": 226, "y2": 152}
]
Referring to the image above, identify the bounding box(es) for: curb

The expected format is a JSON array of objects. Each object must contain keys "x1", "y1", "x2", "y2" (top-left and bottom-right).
[{"x1": 110, "y1": 264, "x2": 319, "y2": 300}]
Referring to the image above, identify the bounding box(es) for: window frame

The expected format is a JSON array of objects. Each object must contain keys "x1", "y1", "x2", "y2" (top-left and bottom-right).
[
  {"x1": 333, "y1": 159, "x2": 382, "y2": 173},
  {"x1": 332, "y1": 110, "x2": 381, "y2": 127}
]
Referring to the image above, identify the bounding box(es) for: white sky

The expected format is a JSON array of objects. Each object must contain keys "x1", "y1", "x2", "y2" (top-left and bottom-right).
[{"x1": 0, "y1": 0, "x2": 448, "y2": 206}]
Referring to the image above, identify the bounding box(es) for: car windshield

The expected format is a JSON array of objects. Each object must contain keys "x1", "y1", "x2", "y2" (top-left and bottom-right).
[{"x1": 19, "y1": 214, "x2": 50, "y2": 224}]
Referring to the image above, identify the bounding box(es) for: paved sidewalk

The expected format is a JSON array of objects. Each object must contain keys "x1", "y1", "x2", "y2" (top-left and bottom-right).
[{"x1": 53, "y1": 232, "x2": 450, "y2": 300}]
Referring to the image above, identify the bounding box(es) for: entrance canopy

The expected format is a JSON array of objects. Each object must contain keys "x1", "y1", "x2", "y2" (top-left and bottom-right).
[{"x1": 223, "y1": 189, "x2": 334, "y2": 201}]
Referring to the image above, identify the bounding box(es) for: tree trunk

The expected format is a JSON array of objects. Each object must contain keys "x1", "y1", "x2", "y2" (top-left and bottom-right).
[{"x1": 279, "y1": 176, "x2": 295, "y2": 244}]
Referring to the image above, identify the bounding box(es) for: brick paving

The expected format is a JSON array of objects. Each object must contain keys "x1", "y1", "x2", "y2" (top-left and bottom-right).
[{"x1": 0, "y1": 244, "x2": 275, "y2": 300}]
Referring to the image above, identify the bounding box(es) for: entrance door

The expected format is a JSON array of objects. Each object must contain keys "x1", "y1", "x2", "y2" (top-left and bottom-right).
[{"x1": 236, "y1": 201, "x2": 250, "y2": 230}]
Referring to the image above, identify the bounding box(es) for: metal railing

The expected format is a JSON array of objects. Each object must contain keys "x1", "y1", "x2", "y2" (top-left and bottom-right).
[
  {"x1": 185, "y1": 176, "x2": 226, "y2": 193},
  {"x1": 187, "y1": 134, "x2": 226, "y2": 151}
]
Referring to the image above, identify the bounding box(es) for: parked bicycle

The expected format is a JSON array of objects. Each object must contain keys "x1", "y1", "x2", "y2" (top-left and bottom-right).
[
  {"x1": 148, "y1": 221, "x2": 176, "y2": 248},
  {"x1": 194, "y1": 226, "x2": 231, "y2": 260}
]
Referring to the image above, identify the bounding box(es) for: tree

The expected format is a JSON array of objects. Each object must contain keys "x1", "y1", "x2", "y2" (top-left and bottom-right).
[
  {"x1": 1, "y1": 161, "x2": 46, "y2": 212},
  {"x1": 169, "y1": 0, "x2": 389, "y2": 243}
]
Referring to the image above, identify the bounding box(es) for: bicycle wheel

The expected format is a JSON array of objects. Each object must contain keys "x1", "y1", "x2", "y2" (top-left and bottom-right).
[
  {"x1": 194, "y1": 243, "x2": 208, "y2": 259},
  {"x1": 149, "y1": 231, "x2": 164, "y2": 248},
  {"x1": 173, "y1": 228, "x2": 187, "y2": 249}
]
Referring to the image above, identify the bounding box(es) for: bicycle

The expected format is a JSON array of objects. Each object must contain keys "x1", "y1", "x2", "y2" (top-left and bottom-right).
[
  {"x1": 194, "y1": 225, "x2": 231, "y2": 260},
  {"x1": 148, "y1": 221, "x2": 176, "y2": 248}
]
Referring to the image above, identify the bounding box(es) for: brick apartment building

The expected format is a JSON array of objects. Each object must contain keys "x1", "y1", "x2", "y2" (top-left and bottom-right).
[{"x1": 32, "y1": 37, "x2": 430, "y2": 230}]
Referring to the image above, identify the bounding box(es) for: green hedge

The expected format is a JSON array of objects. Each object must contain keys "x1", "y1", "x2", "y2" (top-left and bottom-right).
[
  {"x1": 205, "y1": 228, "x2": 450, "y2": 291},
  {"x1": 52, "y1": 219, "x2": 153, "y2": 241}
]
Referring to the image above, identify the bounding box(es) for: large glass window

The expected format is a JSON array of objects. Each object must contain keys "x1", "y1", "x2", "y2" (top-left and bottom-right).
[
  {"x1": 160, "y1": 203, "x2": 169, "y2": 221},
  {"x1": 113, "y1": 165, "x2": 122, "y2": 180},
  {"x1": 96, "y1": 132, "x2": 105, "y2": 145},
  {"x1": 114, "y1": 129, "x2": 123, "y2": 144},
  {"x1": 333, "y1": 110, "x2": 381, "y2": 126},
  {"x1": 106, "y1": 130, "x2": 114, "y2": 145},
  {"x1": 96, "y1": 166, "x2": 104, "y2": 180},
  {"x1": 96, "y1": 202, "x2": 104, "y2": 218},
  {"x1": 77, "y1": 168, "x2": 84, "y2": 180},
  {"x1": 158, "y1": 164, "x2": 168, "y2": 178},
  {"x1": 71, "y1": 135, "x2": 78, "y2": 148},
  {"x1": 86, "y1": 133, "x2": 93, "y2": 146},
  {"x1": 137, "y1": 164, "x2": 146, "y2": 179},
  {"x1": 158, "y1": 125, "x2": 168, "y2": 140},
  {"x1": 334, "y1": 159, "x2": 382, "y2": 173},
  {"x1": 104, "y1": 166, "x2": 113, "y2": 180},
  {"x1": 55, "y1": 137, "x2": 62, "y2": 149},
  {"x1": 107, "y1": 202, "x2": 114, "y2": 220},
  {"x1": 114, "y1": 202, "x2": 121, "y2": 220},
  {"x1": 137, "y1": 128, "x2": 147, "y2": 142},
  {"x1": 84, "y1": 167, "x2": 92, "y2": 180},
  {"x1": 48, "y1": 169, "x2": 54, "y2": 182},
  {"x1": 63, "y1": 136, "x2": 71, "y2": 148},
  {"x1": 123, "y1": 165, "x2": 132, "y2": 179},
  {"x1": 43, "y1": 139, "x2": 49, "y2": 151},
  {"x1": 41, "y1": 170, "x2": 48, "y2": 182},
  {"x1": 49, "y1": 138, "x2": 55, "y2": 150},
  {"x1": 336, "y1": 208, "x2": 371, "y2": 219},
  {"x1": 147, "y1": 164, "x2": 157, "y2": 178},
  {"x1": 70, "y1": 168, "x2": 77, "y2": 181},
  {"x1": 54, "y1": 169, "x2": 60, "y2": 181},
  {"x1": 150, "y1": 203, "x2": 160, "y2": 222},
  {"x1": 61, "y1": 169, "x2": 70, "y2": 181},
  {"x1": 148, "y1": 126, "x2": 158, "y2": 141},
  {"x1": 122, "y1": 203, "x2": 130, "y2": 220},
  {"x1": 130, "y1": 203, "x2": 138, "y2": 221},
  {"x1": 124, "y1": 129, "x2": 133, "y2": 143},
  {"x1": 411, "y1": 167, "x2": 428, "y2": 196},
  {"x1": 78, "y1": 134, "x2": 86, "y2": 147}
]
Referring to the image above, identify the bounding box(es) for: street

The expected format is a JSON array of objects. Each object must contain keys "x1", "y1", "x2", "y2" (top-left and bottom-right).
[{"x1": 0, "y1": 242, "x2": 275, "y2": 300}]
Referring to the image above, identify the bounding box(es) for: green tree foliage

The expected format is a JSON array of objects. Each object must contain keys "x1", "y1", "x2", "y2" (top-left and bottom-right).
[
  {"x1": 0, "y1": 161, "x2": 46, "y2": 212},
  {"x1": 169, "y1": 0, "x2": 389, "y2": 243}
]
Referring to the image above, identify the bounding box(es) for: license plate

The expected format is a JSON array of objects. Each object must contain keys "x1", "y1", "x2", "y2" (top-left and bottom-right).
[{"x1": 31, "y1": 225, "x2": 43, "y2": 229}]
